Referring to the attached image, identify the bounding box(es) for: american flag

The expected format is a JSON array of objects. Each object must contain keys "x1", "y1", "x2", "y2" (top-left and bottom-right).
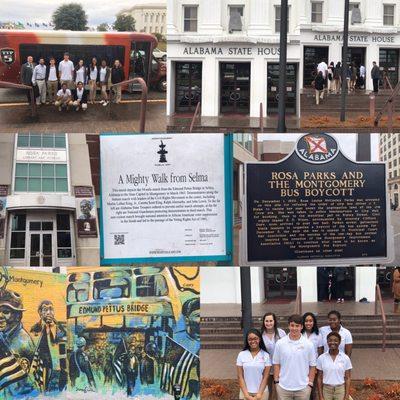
[
  {"x1": 160, "y1": 336, "x2": 198, "y2": 397},
  {"x1": 112, "y1": 337, "x2": 128, "y2": 385},
  {"x1": 30, "y1": 330, "x2": 52, "y2": 391},
  {"x1": 0, "y1": 336, "x2": 27, "y2": 391}
]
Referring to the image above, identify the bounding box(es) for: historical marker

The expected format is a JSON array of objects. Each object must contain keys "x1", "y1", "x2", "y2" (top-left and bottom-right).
[{"x1": 244, "y1": 133, "x2": 393, "y2": 266}]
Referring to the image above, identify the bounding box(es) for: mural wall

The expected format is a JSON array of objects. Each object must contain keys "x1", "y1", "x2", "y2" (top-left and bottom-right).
[
  {"x1": 0, "y1": 267, "x2": 67, "y2": 399},
  {"x1": 0, "y1": 267, "x2": 200, "y2": 400},
  {"x1": 66, "y1": 266, "x2": 200, "y2": 400}
]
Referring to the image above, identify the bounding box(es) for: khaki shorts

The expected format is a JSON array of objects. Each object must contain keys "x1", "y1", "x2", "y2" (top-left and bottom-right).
[{"x1": 239, "y1": 389, "x2": 268, "y2": 400}]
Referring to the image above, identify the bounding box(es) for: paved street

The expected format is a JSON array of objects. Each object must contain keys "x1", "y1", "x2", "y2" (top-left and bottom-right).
[
  {"x1": 200, "y1": 347, "x2": 400, "y2": 380},
  {"x1": 0, "y1": 88, "x2": 166, "y2": 133}
]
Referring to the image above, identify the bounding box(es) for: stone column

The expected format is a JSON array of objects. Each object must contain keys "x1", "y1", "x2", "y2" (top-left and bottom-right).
[
  {"x1": 167, "y1": 0, "x2": 178, "y2": 34},
  {"x1": 198, "y1": 0, "x2": 223, "y2": 35},
  {"x1": 364, "y1": 0, "x2": 383, "y2": 27},
  {"x1": 326, "y1": 0, "x2": 344, "y2": 26},
  {"x1": 248, "y1": 0, "x2": 271, "y2": 35}
]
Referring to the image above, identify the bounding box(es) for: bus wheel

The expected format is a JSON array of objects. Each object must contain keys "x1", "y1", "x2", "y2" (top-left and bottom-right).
[{"x1": 157, "y1": 78, "x2": 167, "y2": 92}]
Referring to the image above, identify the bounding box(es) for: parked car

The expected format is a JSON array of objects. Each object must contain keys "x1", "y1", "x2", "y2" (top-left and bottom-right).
[{"x1": 153, "y1": 48, "x2": 167, "y2": 62}]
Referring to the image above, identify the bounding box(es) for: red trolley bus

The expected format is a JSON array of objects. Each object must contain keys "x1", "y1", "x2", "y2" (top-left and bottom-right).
[{"x1": 0, "y1": 30, "x2": 166, "y2": 91}]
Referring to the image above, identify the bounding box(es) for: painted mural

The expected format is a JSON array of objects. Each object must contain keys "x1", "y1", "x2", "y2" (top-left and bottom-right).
[
  {"x1": 66, "y1": 266, "x2": 200, "y2": 400},
  {"x1": 0, "y1": 267, "x2": 67, "y2": 399}
]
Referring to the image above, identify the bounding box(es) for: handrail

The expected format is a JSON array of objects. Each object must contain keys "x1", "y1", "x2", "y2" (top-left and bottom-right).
[
  {"x1": 375, "y1": 284, "x2": 387, "y2": 352},
  {"x1": 0, "y1": 80, "x2": 37, "y2": 117},
  {"x1": 385, "y1": 75, "x2": 394, "y2": 92},
  {"x1": 294, "y1": 286, "x2": 302, "y2": 315},
  {"x1": 189, "y1": 102, "x2": 201, "y2": 133},
  {"x1": 109, "y1": 77, "x2": 148, "y2": 133},
  {"x1": 374, "y1": 79, "x2": 400, "y2": 127}
]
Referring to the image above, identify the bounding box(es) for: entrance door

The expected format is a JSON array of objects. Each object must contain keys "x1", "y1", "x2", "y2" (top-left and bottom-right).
[
  {"x1": 346, "y1": 47, "x2": 366, "y2": 68},
  {"x1": 264, "y1": 267, "x2": 297, "y2": 300},
  {"x1": 379, "y1": 49, "x2": 399, "y2": 87},
  {"x1": 220, "y1": 62, "x2": 251, "y2": 114},
  {"x1": 377, "y1": 266, "x2": 394, "y2": 299},
  {"x1": 319, "y1": 267, "x2": 355, "y2": 301},
  {"x1": 175, "y1": 62, "x2": 202, "y2": 112},
  {"x1": 29, "y1": 229, "x2": 54, "y2": 267},
  {"x1": 267, "y1": 63, "x2": 297, "y2": 114},
  {"x1": 303, "y1": 46, "x2": 329, "y2": 86}
]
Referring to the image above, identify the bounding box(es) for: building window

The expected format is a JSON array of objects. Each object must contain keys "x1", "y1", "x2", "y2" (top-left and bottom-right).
[
  {"x1": 150, "y1": 14, "x2": 154, "y2": 22},
  {"x1": 311, "y1": 2, "x2": 323, "y2": 23},
  {"x1": 228, "y1": 5, "x2": 244, "y2": 33},
  {"x1": 17, "y1": 133, "x2": 66, "y2": 148},
  {"x1": 349, "y1": 3, "x2": 361, "y2": 24},
  {"x1": 155, "y1": 26, "x2": 158, "y2": 33},
  {"x1": 275, "y1": 6, "x2": 290, "y2": 33},
  {"x1": 57, "y1": 214, "x2": 72, "y2": 258},
  {"x1": 156, "y1": 14, "x2": 159, "y2": 22},
  {"x1": 15, "y1": 163, "x2": 68, "y2": 192},
  {"x1": 160, "y1": 26, "x2": 164, "y2": 33},
  {"x1": 183, "y1": 5, "x2": 198, "y2": 32},
  {"x1": 10, "y1": 214, "x2": 26, "y2": 259},
  {"x1": 383, "y1": 4, "x2": 395, "y2": 25}
]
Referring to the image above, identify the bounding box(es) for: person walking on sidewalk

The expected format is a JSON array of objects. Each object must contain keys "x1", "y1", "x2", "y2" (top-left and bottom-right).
[
  {"x1": 371, "y1": 61, "x2": 380, "y2": 94},
  {"x1": 273, "y1": 314, "x2": 316, "y2": 400},
  {"x1": 316, "y1": 332, "x2": 352, "y2": 400},
  {"x1": 237, "y1": 328, "x2": 271, "y2": 400},
  {"x1": 314, "y1": 71, "x2": 325, "y2": 105}
]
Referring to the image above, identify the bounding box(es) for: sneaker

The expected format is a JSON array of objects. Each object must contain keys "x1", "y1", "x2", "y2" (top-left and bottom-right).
[
  {"x1": 100, "y1": 100, "x2": 105, "y2": 104},
  {"x1": 102, "y1": 101, "x2": 108, "y2": 107},
  {"x1": 337, "y1": 299, "x2": 341, "y2": 303},
  {"x1": 341, "y1": 298, "x2": 345, "y2": 303}
]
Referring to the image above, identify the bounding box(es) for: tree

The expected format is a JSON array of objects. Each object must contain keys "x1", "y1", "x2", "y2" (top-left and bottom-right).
[
  {"x1": 97, "y1": 22, "x2": 109, "y2": 32},
  {"x1": 152, "y1": 33, "x2": 166, "y2": 43},
  {"x1": 113, "y1": 14, "x2": 135, "y2": 32},
  {"x1": 52, "y1": 3, "x2": 88, "y2": 31}
]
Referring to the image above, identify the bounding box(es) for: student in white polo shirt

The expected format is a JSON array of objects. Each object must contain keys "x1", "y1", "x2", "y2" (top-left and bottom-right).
[
  {"x1": 58, "y1": 52, "x2": 74, "y2": 89},
  {"x1": 273, "y1": 314, "x2": 316, "y2": 400},
  {"x1": 318, "y1": 311, "x2": 353, "y2": 357},
  {"x1": 317, "y1": 331, "x2": 352, "y2": 400},
  {"x1": 237, "y1": 328, "x2": 271, "y2": 400}
]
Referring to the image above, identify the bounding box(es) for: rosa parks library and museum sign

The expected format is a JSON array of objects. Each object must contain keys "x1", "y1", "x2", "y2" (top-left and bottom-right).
[
  {"x1": 100, "y1": 133, "x2": 233, "y2": 265},
  {"x1": 243, "y1": 133, "x2": 394, "y2": 266}
]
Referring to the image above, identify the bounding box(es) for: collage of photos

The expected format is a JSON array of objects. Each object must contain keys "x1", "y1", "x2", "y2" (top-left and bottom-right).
[{"x1": 0, "y1": 0, "x2": 400, "y2": 400}]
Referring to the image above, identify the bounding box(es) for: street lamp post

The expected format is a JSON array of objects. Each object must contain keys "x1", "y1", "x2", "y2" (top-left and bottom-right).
[
  {"x1": 340, "y1": 0, "x2": 350, "y2": 122},
  {"x1": 277, "y1": 0, "x2": 288, "y2": 132},
  {"x1": 240, "y1": 267, "x2": 252, "y2": 341}
]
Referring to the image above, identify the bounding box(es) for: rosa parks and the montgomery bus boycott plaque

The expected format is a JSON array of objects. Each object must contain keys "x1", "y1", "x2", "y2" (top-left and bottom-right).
[{"x1": 243, "y1": 133, "x2": 393, "y2": 266}]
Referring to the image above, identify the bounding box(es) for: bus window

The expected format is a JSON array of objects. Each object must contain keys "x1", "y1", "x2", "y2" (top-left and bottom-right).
[
  {"x1": 20, "y1": 44, "x2": 125, "y2": 67},
  {"x1": 67, "y1": 282, "x2": 89, "y2": 302},
  {"x1": 129, "y1": 41, "x2": 151, "y2": 81},
  {"x1": 93, "y1": 277, "x2": 131, "y2": 299},
  {"x1": 136, "y1": 274, "x2": 168, "y2": 297}
]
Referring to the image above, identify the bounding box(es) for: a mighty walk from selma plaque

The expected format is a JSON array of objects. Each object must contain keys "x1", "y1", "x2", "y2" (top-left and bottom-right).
[
  {"x1": 243, "y1": 133, "x2": 394, "y2": 266},
  {"x1": 100, "y1": 133, "x2": 233, "y2": 265}
]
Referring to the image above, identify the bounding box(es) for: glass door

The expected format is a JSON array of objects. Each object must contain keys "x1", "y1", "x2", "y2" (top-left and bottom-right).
[
  {"x1": 264, "y1": 267, "x2": 297, "y2": 300},
  {"x1": 379, "y1": 49, "x2": 399, "y2": 87},
  {"x1": 303, "y1": 46, "x2": 329, "y2": 87},
  {"x1": 175, "y1": 62, "x2": 202, "y2": 112},
  {"x1": 220, "y1": 62, "x2": 250, "y2": 114},
  {"x1": 28, "y1": 221, "x2": 54, "y2": 267}
]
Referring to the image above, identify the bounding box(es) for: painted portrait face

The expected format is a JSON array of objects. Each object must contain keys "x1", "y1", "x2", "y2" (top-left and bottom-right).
[
  {"x1": 40, "y1": 303, "x2": 55, "y2": 324},
  {"x1": 0, "y1": 305, "x2": 18, "y2": 331},
  {"x1": 187, "y1": 309, "x2": 200, "y2": 340},
  {"x1": 80, "y1": 200, "x2": 92, "y2": 216}
]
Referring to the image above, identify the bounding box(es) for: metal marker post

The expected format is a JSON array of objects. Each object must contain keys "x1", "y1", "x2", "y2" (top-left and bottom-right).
[
  {"x1": 277, "y1": 0, "x2": 288, "y2": 132},
  {"x1": 340, "y1": 0, "x2": 350, "y2": 122},
  {"x1": 240, "y1": 267, "x2": 252, "y2": 341}
]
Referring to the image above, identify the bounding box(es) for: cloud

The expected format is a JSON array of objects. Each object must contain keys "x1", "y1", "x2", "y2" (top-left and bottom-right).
[{"x1": 1, "y1": 0, "x2": 166, "y2": 26}]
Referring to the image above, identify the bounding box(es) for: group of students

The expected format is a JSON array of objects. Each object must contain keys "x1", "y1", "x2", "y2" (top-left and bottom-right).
[
  {"x1": 20, "y1": 52, "x2": 126, "y2": 111},
  {"x1": 237, "y1": 310, "x2": 353, "y2": 400}
]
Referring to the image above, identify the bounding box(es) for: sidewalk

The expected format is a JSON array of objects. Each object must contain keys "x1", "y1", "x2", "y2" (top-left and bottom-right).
[{"x1": 200, "y1": 347, "x2": 400, "y2": 380}]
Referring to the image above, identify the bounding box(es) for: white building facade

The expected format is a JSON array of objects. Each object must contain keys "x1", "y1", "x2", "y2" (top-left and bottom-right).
[
  {"x1": 122, "y1": 3, "x2": 167, "y2": 34},
  {"x1": 380, "y1": 133, "x2": 400, "y2": 206},
  {"x1": 167, "y1": 0, "x2": 400, "y2": 119}
]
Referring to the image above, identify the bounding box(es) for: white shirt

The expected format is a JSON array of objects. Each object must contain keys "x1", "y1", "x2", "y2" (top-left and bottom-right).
[
  {"x1": 317, "y1": 61, "x2": 328, "y2": 78},
  {"x1": 262, "y1": 328, "x2": 286, "y2": 374},
  {"x1": 89, "y1": 66, "x2": 98, "y2": 80},
  {"x1": 100, "y1": 66, "x2": 108, "y2": 83},
  {"x1": 76, "y1": 87, "x2": 84, "y2": 100},
  {"x1": 32, "y1": 64, "x2": 46, "y2": 84},
  {"x1": 236, "y1": 349, "x2": 271, "y2": 394},
  {"x1": 316, "y1": 352, "x2": 352, "y2": 385},
  {"x1": 56, "y1": 88, "x2": 71, "y2": 99},
  {"x1": 59, "y1": 59, "x2": 74, "y2": 81},
  {"x1": 75, "y1": 66, "x2": 85, "y2": 84},
  {"x1": 360, "y1": 65, "x2": 366, "y2": 77},
  {"x1": 273, "y1": 334, "x2": 316, "y2": 391},
  {"x1": 319, "y1": 326, "x2": 353, "y2": 354},
  {"x1": 48, "y1": 65, "x2": 58, "y2": 81},
  {"x1": 302, "y1": 331, "x2": 322, "y2": 357}
]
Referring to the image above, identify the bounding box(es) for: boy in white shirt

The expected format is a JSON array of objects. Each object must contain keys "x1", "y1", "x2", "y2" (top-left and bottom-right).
[
  {"x1": 58, "y1": 52, "x2": 74, "y2": 89},
  {"x1": 55, "y1": 83, "x2": 72, "y2": 111},
  {"x1": 273, "y1": 314, "x2": 316, "y2": 400}
]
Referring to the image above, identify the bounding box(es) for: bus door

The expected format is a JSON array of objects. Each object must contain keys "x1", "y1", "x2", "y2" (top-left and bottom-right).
[{"x1": 130, "y1": 42, "x2": 151, "y2": 91}]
